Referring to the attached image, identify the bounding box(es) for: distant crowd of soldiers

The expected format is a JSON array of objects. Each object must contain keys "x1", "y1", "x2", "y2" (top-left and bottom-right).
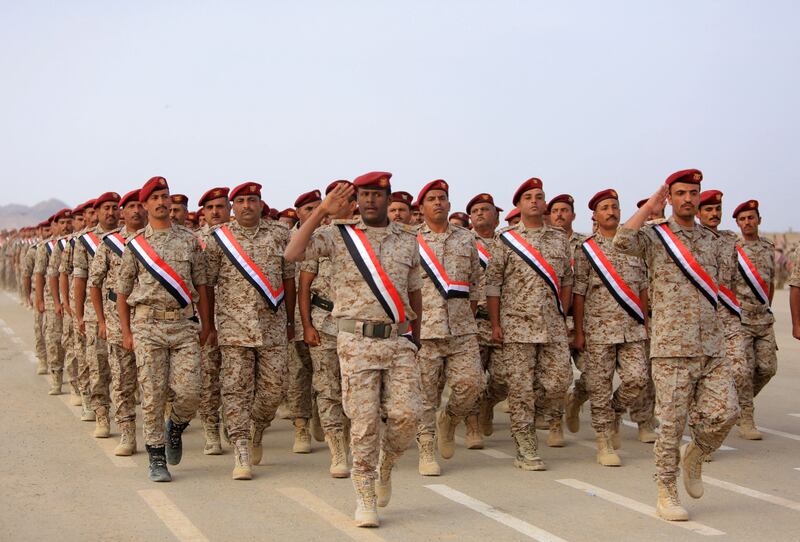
[{"x1": 1, "y1": 169, "x2": 799, "y2": 528}]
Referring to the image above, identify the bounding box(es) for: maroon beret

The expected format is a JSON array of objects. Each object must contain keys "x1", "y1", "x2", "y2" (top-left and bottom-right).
[
  {"x1": 699, "y1": 190, "x2": 723, "y2": 208},
  {"x1": 390, "y1": 191, "x2": 413, "y2": 207},
  {"x1": 71, "y1": 201, "x2": 91, "y2": 214},
  {"x1": 325, "y1": 180, "x2": 354, "y2": 195},
  {"x1": 261, "y1": 201, "x2": 270, "y2": 218},
  {"x1": 665, "y1": 169, "x2": 703, "y2": 186},
  {"x1": 588, "y1": 189, "x2": 619, "y2": 211},
  {"x1": 449, "y1": 212, "x2": 470, "y2": 224},
  {"x1": 417, "y1": 179, "x2": 449, "y2": 204},
  {"x1": 352, "y1": 171, "x2": 392, "y2": 191},
  {"x1": 512, "y1": 177, "x2": 544, "y2": 206},
  {"x1": 279, "y1": 208, "x2": 298, "y2": 220},
  {"x1": 53, "y1": 208, "x2": 73, "y2": 221},
  {"x1": 505, "y1": 208, "x2": 521, "y2": 222},
  {"x1": 230, "y1": 182, "x2": 262, "y2": 200},
  {"x1": 547, "y1": 194, "x2": 575, "y2": 212},
  {"x1": 94, "y1": 192, "x2": 121, "y2": 208},
  {"x1": 466, "y1": 193, "x2": 497, "y2": 214},
  {"x1": 269, "y1": 208, "x2": 279, "y2": 220},
  {"x1": 119, "y1": 190, "x2": 141, "y2": 208},
  {"x1": 139, "y1": 176, "x2": 169, "y2": 202},
  {"x1": 732, "y1": 199, "x2": 759, "y2": 219},
  {"x1": 198, "y1": 187, "x2": 230, "y2": 207},
  {"x1": 294, "y1": 189, "x2": 322, "y2": 208},
  {"x1": 170, "y1": 194, "x2": 188, "y2": 206}
]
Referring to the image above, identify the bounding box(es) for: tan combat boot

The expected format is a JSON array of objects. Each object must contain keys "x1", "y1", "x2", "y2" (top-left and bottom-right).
[
  {"x1": 564, "y1": 390, "x2": 583, "y2": 433},
  {"x1": 656, "y1": 479, "x2": 689, "y2": 521},
  {"x1": 36, "y1": 358, "x2": 48, "y2": 375},
  {"x1": 203, "y1": 418, "x2": 223, "y2": 455},
  {"x1": 94, "y1": 407, "x2": 111, "y2": 438},
  {"x1": 499, "y1": 399, "x2": 510, "y2": 413},
  {"x1": 478, "y1": 400, "x2": 494, "y2": 437},
  {"x1": 464, "y1": 415, "x2": 484, "y2": 450},
  {"x1": 595, "y1": 431, "x2": 621, "y2": 467},
  {"x1": 325, "y1": 431, "x2": 350, "y2": 478},
  {"x1": 534, "y1": 411, "x2": 548, "y2": 430},
  {"x1": 611, "y1": 413, "x2": 622, "y2": 449},
  {"x1": 417, "y1": 434, "x2": 441, "y2": 476},
  {"x1": 311, "y1": 406, "x2": 325, "y2": 443},
  {"x1": 376, "y1": 449, "x2": 399, "y2": 507},
  {"x1": 80, "y1": 393, "x2": 95, "y2": 422},
  {"x1": 69, "y1": 382, "x2": 82, "y2": 406},
  {"x1": 738, "y1": 412, "x2": 763, "y2": 440},
  {"x1": 114, "y1": 421, "x2": 137, "y2": 456},
  {"x1": 292, "y1": 418, "x2": 312, "y2": 453},
  {"x1": 680, "y1": 441, "x2": 706, "y2": 499},
  {"x1": 232, "y1": 439, "x2": 253, "y2": 480},
  {"x1": 48, "y1": 371, "x2": 63, "y2": 395},
  {"x1": 547, "y1": 417, "x2": 565, "y2": 447},
  {"x1": 637, "y1": 418, "x2": 658, "y2": 443},
  {"x1": 352, "y1": 474, "x2": 379, "y2": 527},
  {"x1": 436, "y1": 411, "x2": 459, "y2": 459},
  {"x1": 512, "y1": 429, "x2": 546, "y2": 471},
  {"x1": 251, "y1": 424, "x2": 265, "y2": 465}
]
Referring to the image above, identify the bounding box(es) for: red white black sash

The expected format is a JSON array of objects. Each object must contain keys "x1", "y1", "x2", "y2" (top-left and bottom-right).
[
  {"x1": 57, "y1": 238, "x2": 68, "y2": 251},
  {"x1": 653, "y1": 223, "x2": 718, "y2": 308},
  {"x1": 79, "y1": 231, "x2": 101, "y2": 258},
  {"x1": 338, "y1": 224, "x2": 406, "y2": 323},
  {"x1": 103, "y1": 232, "x2": 127, "y2": 257},
  {"x1": 500, "y1": 230, "x2": 564, "y2": 316},
  {"x1": 718, "y1": 284, "x2": 742, "y2": 317},
  {"x1": 581, "y1": 238, "x2": 645, "y2": 324},
  {"x1": 736, "y1": 245, "x2": 771, "y2": 308},
  {"x1": 212, "y1": 225, "x2": 284, "y2": 311},
  {"x1": 476, "y1": 241, "x2": 491, "y2": 269},
  {"x1": 418, "y1": 234, "x2": 470, "y2": 299},
  {"x1": 45, "y1": 240, "x2": 56, "y2": 255},
  {"x1": 127, "y1": 234, "x2": 193, "y2": 308}
]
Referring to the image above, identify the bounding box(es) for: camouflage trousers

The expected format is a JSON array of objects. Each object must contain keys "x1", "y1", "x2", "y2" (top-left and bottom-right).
[
  {"x1": 73, "y1": 326, "x2": 89, "y2": 395},
  {"x1": 220, "y1": 345, "x2": 287, "y2": 442},
  {"x1": 585, "y1": 341, "x2": 648, "y2": 433},
  {"x1": 44, "y1": 310, "x2": 64, "y2": 374},
  {"x1": 338, "y1": 332, "x2": 422, "y2": 479},
  {"x1": 287, "y1": 340, "x2": 313, "y2": 420},
  {"x1": 652, "y1": 355, "x2": 739, "y2": 483},
  {"x1": 62, "y1": 312, "x2": 78, "y2": 387},
  {"x1": 470, "y1": 342, "x2": 507, "y2": 416},
  {"x1": 198, "y1": 343, "x2": 222, "y2": 424},
  {"x1": 132, "y1": 314, "x2": 201, "y2": 447},
  {"x1": 85, "y1": 321, "x2": 111, "y2": 413},
  {"x1": 33, "y1": 308, "x2": 46, "y2": 365},
  {"x1": 537, "y1": 328, "x2": 586, "y2": 420},
  {"x1": 740, "y1": 323, "x2": 778, "y2": 416},
  {"x1": 416, "y1": 334, "x2": 483, "y2": 435},
  {"x1": 309, "y1": 331, "x2": 346, "y2": 434},
  {"x1": 109, "y1": 342, "x2": 138, "y2": 425},
  {"x1": 504, "y1": 342, "x2": 571, "y2": 434},
  {"x1": 568, "y1": 349, "x2": 589, "y2": 405}
]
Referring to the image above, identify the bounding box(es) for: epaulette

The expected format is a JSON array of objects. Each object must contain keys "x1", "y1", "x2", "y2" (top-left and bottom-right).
[
  {"x1": 699, "y1": 224, "x2": 720, "y2": 238},
  {"x1": 497, "y1": 225, "x2": 515, "y2": 234},
  {"x1": 331, "y1": 218, "x2": 359, "y2": 225},
  {"x1": 645, "y1": 218, "x2": 668, "y2": 227},
  {"x1": 761, "y1": 236, "x2": 774, "y2": 247},
  {"x1": 175, "y1": 224, "x2": 195, "y2": 236}
]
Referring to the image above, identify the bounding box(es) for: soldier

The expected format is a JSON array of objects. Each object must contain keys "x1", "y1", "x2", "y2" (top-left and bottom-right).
[
  {"x1": 410, "y1": 202, "x2": 424, "y2": 225},
  {"x1": 790, "y1": 245, "x2": 800, "y2": 340},
  {"x1": 448, "y1": 211, "x2": 470, "y2": 229},
  {"x1": 116, "y1": 176, "x2": 212, "y2": 483},
  {"x1": 505, "y1": 208, "x2": 520, "y2": 226},
  {"x1": 413, "y1": 180, "x2": 483, "y2": 475},
  {"x1": 278, "y1": 208, "x2": 299, "y2": 229},
  {"x1": 169, "y1": 194, "x2": 189, "y2": 226},
  {"x1": 196, "y1": 187, "x2": 231, "y2": 455},
  {"x1": 468, "y1": 193, "x2": 507, "y2": 445},
  {"x1": 732, "y1": 200, "x2": 777, "y2": 438},
  {"x1": 88, "y1": 189, "x2": 146, "y2": 456},
  {"x1": 298, "y1": 180, "x2": 357, "y2": 478},
  {"x1": 23, "y1": 221, "x2": 49, "y2": 375},
  {"x1": 572, "y1": 189, "x2": 649, "y2": 466},
  {"x1": 387, "y1": 191, "x2": 414, "y2": 225},
  {"x1": 204, "y1": 181, "x2": 295, "y2": 479},
  {"x1": 485, "y1": 178, "x2": 573, "y2": 471},
  {"x1": 613, "y1": 169, "x2": 738, "y2": 521},
  {"x1": 285, "y1": 172, "x2": 422, "y2": 528}
]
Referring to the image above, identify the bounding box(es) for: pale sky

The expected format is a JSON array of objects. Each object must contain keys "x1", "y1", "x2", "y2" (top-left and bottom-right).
[{"x1": 1, "y1": 1, "x2": 798, "y2": 232}]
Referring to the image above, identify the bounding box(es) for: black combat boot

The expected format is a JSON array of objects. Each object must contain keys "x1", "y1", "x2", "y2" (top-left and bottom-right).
[
  {"x1": 146, "y1": 445, "x2": 172, "y2": 482},
  {"x1": 165, "y1": 419, "x2": 190, "y2": 465}
]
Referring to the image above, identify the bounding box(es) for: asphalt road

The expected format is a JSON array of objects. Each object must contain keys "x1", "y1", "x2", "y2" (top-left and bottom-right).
[{"x1": 1, "y1": 288, "x2": 798, "y2": 542}]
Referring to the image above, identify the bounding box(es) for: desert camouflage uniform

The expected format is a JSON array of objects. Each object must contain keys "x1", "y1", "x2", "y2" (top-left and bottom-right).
[
  {"x1": 614, "y1": 217, "x2": 739, "y2": 483},
  {"x1": 116, "y1": 224, "x2": 206, "y2": 447},
  {"x1": 789, "y1": 249, "x2": 800, "y2": 287},
  {"x1": 205, "y1": 220, "x2": 293, "y2": 442},
  {"x1": 303, "y1": 219, "x2": 422, "y2": 479},
  {"x1": 54, "y1": 234, "x2": 80, "y2": 392},
  {"x1": 196, "y1": 225, "x2": 223, "y2": 430},
  {"x1": 287, "y1": 224, "x2": 314, "y2": 421},
  {"x1": 35, "y1": 238, "x2": 64, "y2": 374},
  {"x1": 573, "y1": 232, "x2": 648, "y2": 432},
  {"x1": 61, "y1": 230, "x2": 90, "y2": 396},
  {"x1": 22, "y1": 242, "x2": 46, "y2": 364}
]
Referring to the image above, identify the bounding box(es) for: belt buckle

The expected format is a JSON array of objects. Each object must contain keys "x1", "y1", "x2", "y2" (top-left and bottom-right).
[{"x1": 373, "y1": 323, "x2": 389, "y2": 339}]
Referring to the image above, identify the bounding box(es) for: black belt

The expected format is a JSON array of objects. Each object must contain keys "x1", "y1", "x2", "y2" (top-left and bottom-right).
[
  {"x1": 311, "y1": 294, "x2": 334, "y2": 312},
  {"x1": 107, "y1": 289, "x2": 117, "y2": 302},
  {"x1": 475, "y1": 306, "x2": 489, "y2": 320}
]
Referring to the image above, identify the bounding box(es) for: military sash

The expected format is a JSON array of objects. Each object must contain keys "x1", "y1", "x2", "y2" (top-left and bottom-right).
[
  {"x1": 500, "y1": 230, "x2": 564, "y2": 317},
  {"x1": 476, "y1": 241, "x2": 491, "y2": 269},
  {"x1": 79, "y1": 231, "x2": 101, "y2": 257},
  {"x1": 736, "y1": 245, "x2": 771, "y2": 308},
  {"x1": 57, "y1": 238, "x2": 68, "y2": 251},
  {"x1": 653, "y1": 223, "x2": 718, "y2": 308},
  {"x1": 103, "y1": 232, "x2": 127, "y2": 257},
  {"x1": 581, "y1": 238, "x2": 645, "y2": 324},
  {"x1": 418, "y1": 235, "x2": 470, "y2": 299},
  {"x1": 718, "y1": 284, "x2": 742, "y2": 317},
  {"x1": 127, "y1": 235, "x2": 193, "y2": 308},
  {"x1": 45, "y1": 240, "x2": 56, "y2": 255},
  {"x1": 212, "y1": 225, "x2": 284, "y2": 311}
]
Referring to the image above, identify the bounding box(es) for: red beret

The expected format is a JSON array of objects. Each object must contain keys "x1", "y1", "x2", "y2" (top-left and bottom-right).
[
  {"x1": 72, "y1": 201, "x2": 90, "y2": 214},
  {"x1": 53, "y1": 208, "x2": 73, "y2": 221},
  {"x1": 120, "y1": 189, "x2": 141, "y2": 208},
  {"x1": 269, "y1": 208, "x2": 279, "y2": 220},
  {"x1": 411, "y1": 201, "x2": 420, "y2": 211},
  {"x1": 665, "y1": 169, "x2": 703, "y2": 186},
  {"x1": 588, "y1": 189, "x2": 619, "y2": 211},
  {"x1": 390, "y1": 191, "x2": 414, "y2": 207},
  {"x1": 449, "y1": 212, "x2": 470, "y2": 224},
  {"x1": 352, "y1": 171, "x2": 392, "y2": 191},
  {"x1": 140, "y1": 176, "x2": 169, "y2": 202},
  {"x1": 466, "y1": 193, "x2": 498, "y2": 214},
  {"x1": 186, "y1": 211, "x2": 197, "y2": 223},
  {"x1": 636, "y1": 198, "x2": 649, "y2": 209},
  {"x1": 417, "y1": 179, "x2": 449, "y2": 204},
  {"x1": 547, "y1": 194, "x2": 575, "y2": 212},
  {"x1": 230, "y1": 182, "x2": 262, "y2": 200},
  {"x1": 512, "y1": 177, "x2": 544, "y2": 206},
  {"x1": 505, "y1": 208, "x2": 521, "y2": 222},
  {"x1": 170, "y1": 194, "x2": 188, "y2": 206},
  {"x1": 325, "y1": 180, "x2": 353, "y2": 195},
  {"x1": 279, "y1": 208, "x2": 298, "y2": 220},
  {"x1": 732, "y1": 199, "x2": 759, "y2": 219},
  {"x1": 261, "y1": 201, "x2": 270, "y2": 218},
  {"x1": 38, "y1": 220, "x2": 49, "y2": 228},
  {"x1": 94, "y1": 192, "x2": 121, "y2": 208},
  {"x1": 698, "y1": 190, "x2": 723, "y2": 208},
  {"x1": 198, "y1": 187, "x2": 230, "y2": 207},
  {"x1": 294, "y1": 189, "x2": 322, "y2": 208}
]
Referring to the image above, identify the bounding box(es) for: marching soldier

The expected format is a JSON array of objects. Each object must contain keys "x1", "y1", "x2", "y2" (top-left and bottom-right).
[
  {"x1": 505, "y1": 208, "x2": 520, "y2": 226},
  {"x1": 23, "y1": 221, "x2": 48, "y2": 375},
  {"x1": 169, "y1": 194, "x2": 189, "y2": 226},
  {"x1": 278, "y1": 208, "x2": 299, "y2": 229},
  {"x1": 387, "y1": 191, "x2": 414, "y2": 225},
  {"x1": 790, "y1": 245, "x2": 800, "y2": 339},
  {"x1": 448, "y1": 211, "x2": 470, "y2": 229}
]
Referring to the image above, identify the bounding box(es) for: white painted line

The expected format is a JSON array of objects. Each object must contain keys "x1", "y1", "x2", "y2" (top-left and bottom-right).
[
  {"x1": 621, "y1": 420, "x2": 735, "y2": 451},
  {"x1": 788, "y1": 413, "x2": 800, "y2": 419},
  {"x1": 277, "y1": 487, "x2": 386, "y2": 542},
  {"x1": 11, "y1": 336, "x2": 24, "y2": 346},
  {"x1": 759, "y1": 427, "x2": 800, "y2": 442},
  {"x1": 794, "y1": 468, "x2": 800, "y2": 472},
  {"x1": 704, "y1": 476, "x2": 800, "y2": 512},
  {"x1": 2, "y1": 325, "x2": 14, "y2": 336},
  {"x1": 454, "y1": 435, "x2": 514, "y2": 459},
  {"x1": 556, "y1": 479, "x2": 725, "y2": 536},
  {"x1": 57, "y1": 394, "x2": 136, "y2": 468},
  {"x1": 24, "y1": 351, "x2": 37, "y2": 364},
  {"x1": 426, "y1": 484, "x2": 569, "y2": 542},
  {"x1": 138, "y1": 489, "x2": 209, "y2": 542}
]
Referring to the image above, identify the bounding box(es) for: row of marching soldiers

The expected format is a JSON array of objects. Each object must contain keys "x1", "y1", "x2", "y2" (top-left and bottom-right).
[{"x1": 3, "y1": 169, "x2": 798, "y2": 530}]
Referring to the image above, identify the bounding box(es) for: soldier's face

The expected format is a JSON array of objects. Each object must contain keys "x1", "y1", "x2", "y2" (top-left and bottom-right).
[
  {"x1": 97, "y1": 202, "x2": 119, "y2": 230},
  {"x1": 233, "y1": 195, "x2": 261, "y2": 226},
  {"x1": 470, "y1": 202, "x2": 498, "y2": 231},
  {"x1": 667, "y1": 182, "x2": 700, "y2": 219},
  {"x1": 519, "y1": 189, "x2": 545, "y2": 220},
  {"x1": 736, "y1": 209, "x2": 761, "y2": 236},
  {"x1": 145, "y1": 190, "x2": 171, "y2": 221},
  {"x1": 279, "y1": 217, "x2": 298, "y2": 228},
  {"x1": 698, "y1": 203, "x2": 722, "y2": 228},
  {"x1": 388, "y1": 202, "x2": 412, "y2": 224},
  {"x1": 203, "y1": 197, "x2": 231, "y2": 226},
  {"x1": 296, "y1": 200, "x2": 321, "y2": 224},
  {"x1": 549, "y1": 203, "x2": 575, "y2": 229},
  {"x1": 421, "y1": 190, "x2": 451, "y2": 223},
  {"x1": 411, "y1": 209, "x2": 423, "y2": 225},
  {"x1": 41, "y1": 226, "x2": 51, "y2": 237},
  {"x1": 592, "y1": 198, "x2": 620, "y2": 231},
  {"x1": 72, "y1": 215, "x2": 85, "y2": 231},
  {"x1": 84, "y1": 208, "x2": 98, "y2": 227},
  {"x1": 357, "y1": 188, "x2": 390, "y2": 226},
  {"x1": 123, "y1": 201, "x2": 146, "y2": 230},
  {"x1": 58, "y1": 217, "x2": 72, "y2": 234},
  {"x1": 169, "y1": 204, "x2": 187, "y2": 225}
]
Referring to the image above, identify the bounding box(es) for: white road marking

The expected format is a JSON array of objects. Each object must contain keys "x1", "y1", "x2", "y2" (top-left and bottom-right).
[
  {"x1": 57, "y1": 394, "x2": 136, "y2": 467},
  {"x1": 24, "y1": 351, "x2": 37, "y2": 364},
  {"x1": 426, "y1": 484, "x2": 569, "y2": 542},
  {"x1": 137, "y1": 489, "x2": 209, "y2": 542},
  {"x1": 2, "y1": 325, "x2": 14, "y2": 336},
  {"x1": 556, "y1": 479, "x2": 725, "y2": 536},
  {"x1": 621, "y1": 420, "x2": 735, "y2": 451},
  {"x1": 703, "y1": 476, "x2": 800, "y2": 512},
  {"x1": 277, "y1": 487, "x2": 386, "y2": 542},
  {"x1": 788, "y1": 413, "x2": 800, "y2": 418},
  {"x1": 454, "y1": 435, "x2": 514, "y2": 459},
  {"x1": 758, "y1": 427, "x2": 800, "y2": 442},
  {"x1": 11, "y1": 336, "x2": 24, "y2": 346}
]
